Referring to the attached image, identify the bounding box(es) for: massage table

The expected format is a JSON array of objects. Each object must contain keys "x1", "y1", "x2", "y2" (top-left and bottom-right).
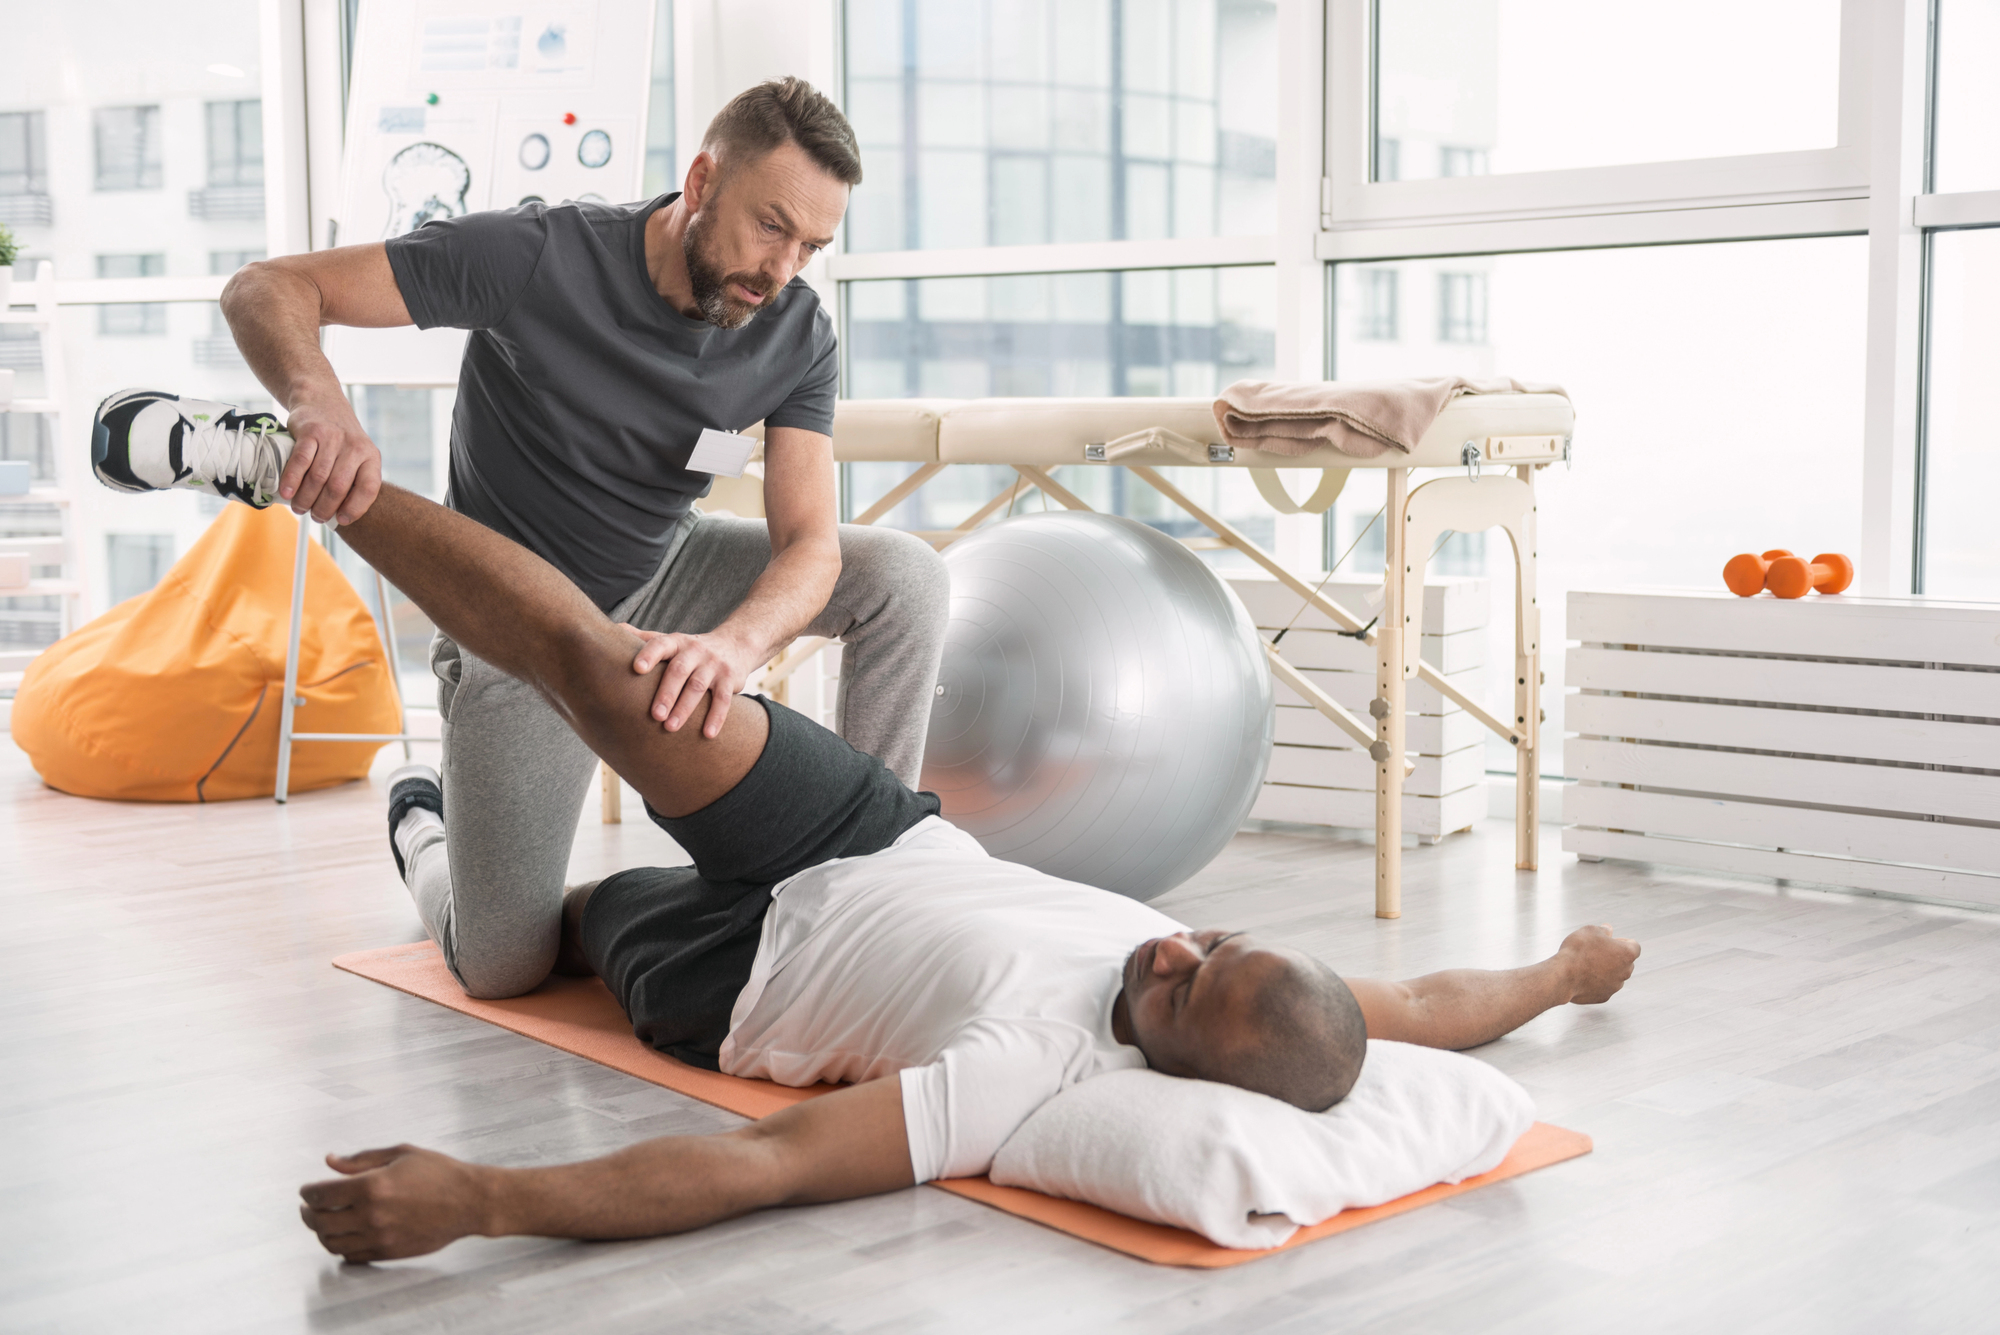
[
  {"x1": 724, "y1": 392, "x2": 1577, "y2": 918},
  {"x1": 271, "y1": 384, "x2": 1570, "y2": 916}
]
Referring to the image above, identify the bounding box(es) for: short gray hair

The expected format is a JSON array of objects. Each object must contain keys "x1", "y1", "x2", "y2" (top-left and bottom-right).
[{"x1": 701, "y1": 77, "x2": 863, "y2": 187}]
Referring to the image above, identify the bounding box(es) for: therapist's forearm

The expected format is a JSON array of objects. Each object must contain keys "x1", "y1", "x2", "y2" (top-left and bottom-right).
[
  {"x1": 713, "y1": 533, "x2": 842, "y2": 662},
  {"x1": 222, "y1": 262, "x2": 349, "y2": 412}
]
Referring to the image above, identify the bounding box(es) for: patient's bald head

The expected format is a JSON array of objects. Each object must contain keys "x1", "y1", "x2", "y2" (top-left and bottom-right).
[{"x1": 1113, "y1": 930, "x2": 1368, "y2": 1111}]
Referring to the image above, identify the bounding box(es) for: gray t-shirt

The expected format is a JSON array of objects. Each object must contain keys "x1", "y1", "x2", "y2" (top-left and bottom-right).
[{"x1": 384, "y1": 193, "x2": 838, "y2": 608}]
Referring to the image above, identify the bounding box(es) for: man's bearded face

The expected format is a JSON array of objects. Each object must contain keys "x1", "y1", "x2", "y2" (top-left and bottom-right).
[{"x1": 683, "y1": 198, "x2": 778, "y2": 330}]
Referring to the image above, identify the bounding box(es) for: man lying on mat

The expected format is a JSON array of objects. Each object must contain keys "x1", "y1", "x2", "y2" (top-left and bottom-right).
[{"x1": 91, "y1": 421, "x2": 1639, "y2": 1264}]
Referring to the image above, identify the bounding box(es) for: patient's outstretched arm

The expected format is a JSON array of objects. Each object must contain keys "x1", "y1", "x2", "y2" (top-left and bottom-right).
[
  {"x1": 299, "y1": 1076, "x2": 914, "y2": 1262},
  {"x1": 1345, "y1": 925, "x2": 1640, "y2": 1051},
  {"x1": 334, "y1": 483, "x2": 766, "y2": 817}
]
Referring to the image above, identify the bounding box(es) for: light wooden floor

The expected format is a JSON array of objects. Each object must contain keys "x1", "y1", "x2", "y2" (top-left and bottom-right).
[{"x1": 4, "y1": 734, "x2": 1998, "y2": 1334}]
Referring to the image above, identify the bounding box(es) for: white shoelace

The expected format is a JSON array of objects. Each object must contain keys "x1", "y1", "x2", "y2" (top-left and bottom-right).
[{"x1": 183, "y1": 415, "x2": 289, "y2": 502}]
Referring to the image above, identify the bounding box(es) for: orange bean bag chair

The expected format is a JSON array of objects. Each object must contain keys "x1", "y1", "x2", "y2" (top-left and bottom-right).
[{"x1": 12, "y1": 504, "x2": 401, "y2": 801}]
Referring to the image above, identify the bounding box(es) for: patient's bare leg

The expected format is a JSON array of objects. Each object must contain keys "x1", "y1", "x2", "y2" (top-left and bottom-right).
[
  {"x1": 335, "y1": 484, "x2": 766, "y2": 818},
  {"x1": 1345, "y1": 926, "x2": 1640, "y2": 1051}
]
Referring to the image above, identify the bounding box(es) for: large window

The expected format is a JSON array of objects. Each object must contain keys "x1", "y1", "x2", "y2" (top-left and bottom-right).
[
  {"x1": 1916, "y1": 1, "x2": 2000, "y2": 597},
  {"x1": 1373, "y1": 0, "x2": 1842, "y2": 182},
  {"x1": 1920, "y1": 227, "x2": 2000, "y2": 600},
  {"x1": 1931, "y1": 0, "x2": 2000, "y2": 193},
  {"x1": 843, "y1": 0, "x2": 1278, "y2": 252},
  {"x1": 834, "y1": 0, "x2": 1291, "y2": 569},
  {"x1": 1330, "y1": 0, "x2": 1867, "y2": 226},
  {"x1": 1333, "y1": 237, "x2": 1869, "y2": 777},
  {"x1": 0, "y1": 2, "x2": 269, "y2": 640}
]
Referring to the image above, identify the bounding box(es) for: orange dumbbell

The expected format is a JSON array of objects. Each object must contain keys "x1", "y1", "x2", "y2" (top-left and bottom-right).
[{"x1": 1723, "y1": 549, "x2": 1854, "y2": 599}]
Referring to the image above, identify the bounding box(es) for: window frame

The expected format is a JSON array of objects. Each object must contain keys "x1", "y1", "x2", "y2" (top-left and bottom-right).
[
  {"x1": 1909, "y1": 0, "x2": 2000, "y2": 594},
  {"x1": 1323, "y1": 0, "x2": 1874, "y2": 229}
]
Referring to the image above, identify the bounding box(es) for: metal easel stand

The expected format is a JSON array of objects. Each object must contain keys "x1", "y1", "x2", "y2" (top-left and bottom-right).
[{"x1": 274, "y1": 516, "x2": 424, "y2": 804}]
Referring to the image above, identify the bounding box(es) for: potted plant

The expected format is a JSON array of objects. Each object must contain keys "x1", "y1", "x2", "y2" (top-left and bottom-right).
[{"x1": 0, "y1": 221, "x2": 17, "y2": 309}]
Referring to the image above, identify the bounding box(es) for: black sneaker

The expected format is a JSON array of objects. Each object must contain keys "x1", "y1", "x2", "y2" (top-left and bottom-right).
[
  {"x1": 92, "y1": 388, "x2": 292, "y2": 508},
  {"x1": 386, "y1": 763, "x2": 444, "y2": 880}
]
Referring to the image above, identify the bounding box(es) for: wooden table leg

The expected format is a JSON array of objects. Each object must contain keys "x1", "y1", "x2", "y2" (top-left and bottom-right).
[
  {"x1": 1514, "y1": 463, "x2": 1541, "y2": 871},
  {"x1": 1374, "y1": 467, "x2": 1409, "y2": 919},
  {"x1": 601, "y1": 761, "x2": 622, "y2": 824}
]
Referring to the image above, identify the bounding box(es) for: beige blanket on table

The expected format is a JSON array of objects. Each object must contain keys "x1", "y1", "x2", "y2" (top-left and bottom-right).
[{"x1": 1213, "y1": 377, "x2": 1569, "y2": 458}]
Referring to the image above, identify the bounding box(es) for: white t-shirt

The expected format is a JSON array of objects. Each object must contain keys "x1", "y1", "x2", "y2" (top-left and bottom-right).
[{"x1": 718, "y1": 816, "x2": 1184, "y2": 1182}]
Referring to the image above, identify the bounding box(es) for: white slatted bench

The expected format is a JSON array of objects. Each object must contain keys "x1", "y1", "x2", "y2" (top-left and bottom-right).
[{"x1": 1564, "y1": 589, "x2": 2000, "y2": 910}]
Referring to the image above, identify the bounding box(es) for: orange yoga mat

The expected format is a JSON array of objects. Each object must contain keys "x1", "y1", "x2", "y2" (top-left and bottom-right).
[{"x1": 334, "y1": 940, "x2": 1592, "y2": 1268}]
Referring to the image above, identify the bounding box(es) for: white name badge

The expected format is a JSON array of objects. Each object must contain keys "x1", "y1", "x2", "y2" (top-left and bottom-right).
[{"x1": 686, "y1": 427, "x2": 756, "y2": 479}]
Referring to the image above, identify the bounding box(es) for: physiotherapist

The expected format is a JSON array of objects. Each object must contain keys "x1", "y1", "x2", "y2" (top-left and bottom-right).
[{"x1": 219, "y1": 77, "x2": 949, "y2": 998}]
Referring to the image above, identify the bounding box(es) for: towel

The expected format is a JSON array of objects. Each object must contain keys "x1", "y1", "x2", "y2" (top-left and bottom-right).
[
  {"x1": 989, "y1": 1039, "x2": 1535, "y2": 1250},
  {"x1": 1213, "y1": 377, "x2": 1569, "y2": 458}
]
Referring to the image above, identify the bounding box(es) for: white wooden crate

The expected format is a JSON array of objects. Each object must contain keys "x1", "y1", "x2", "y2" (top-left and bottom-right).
[
  {"x1": 1230, "y1": 572, "x2": 1490, "y2": 839},
  {"x1": 1563, "y1": 589, "x2": 2000, "y2": 908}
]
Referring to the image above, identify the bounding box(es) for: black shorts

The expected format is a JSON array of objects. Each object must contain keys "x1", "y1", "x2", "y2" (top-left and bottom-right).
[{"x1": 578, "y1": 696, "x2": 940, "y2": 1069}]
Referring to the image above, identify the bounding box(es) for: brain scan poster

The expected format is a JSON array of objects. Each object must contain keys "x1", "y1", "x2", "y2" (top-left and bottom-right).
[{"x1": 330, "y1": 0, "x2": 655, "y2": 383}]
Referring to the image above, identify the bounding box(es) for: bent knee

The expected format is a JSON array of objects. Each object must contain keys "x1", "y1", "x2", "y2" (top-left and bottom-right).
[
  {"x1": 446, "y1": 945, "x2": 558, "y2": 1000},
  {"x1": 841, "y1": 525, "x2": 951, "y2": 619}
]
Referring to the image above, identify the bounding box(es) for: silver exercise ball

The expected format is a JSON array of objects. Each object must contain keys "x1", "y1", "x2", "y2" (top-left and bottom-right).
[{"x1": 921, "y1": 510, "x2": 1275, "y2": 901}]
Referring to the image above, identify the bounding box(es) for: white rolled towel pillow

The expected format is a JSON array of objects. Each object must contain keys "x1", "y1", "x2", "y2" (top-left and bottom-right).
[{"x1": 989, "y1": 1039, "x2": 1535, "y2": 1250}]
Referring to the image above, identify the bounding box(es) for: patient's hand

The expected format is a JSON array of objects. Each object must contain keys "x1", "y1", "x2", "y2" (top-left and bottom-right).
[
  {"x1": 299, "y1": 1145, "x2": 494, "y2": 1262},
  {"x1": 1559, "y1": 925, "x2": 1641, "y2": 1005}
]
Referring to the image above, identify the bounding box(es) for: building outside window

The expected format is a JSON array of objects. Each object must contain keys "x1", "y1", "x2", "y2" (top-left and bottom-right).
[
  {"x1": 1357, "y1": 268, "x2": 1398, "y2": 340},
  {"x1": 0, "y1": 414, "x2": 53, "y2": 484},
  {"x1": 1438, "y1": 144, "x2": 1488, "y2": 176},
  {"x1": 204, "y1": 100, "x2": 263, "y2": 186},
  {"x1": 106, "y1": 533, "x2": 174, "y2": 604},
  {"x1": 0, "y1": 110, "x2": 52, "y2": 227},
  {"x1": 843, "y1": 0, "x2": 1278, "y2": 251},
  {"x1": 1437, "y1": 272, "x2": 1486, "y2": 344},
  {"x1": 0, "y1": 322, "x2": 39, "y2": 373},
  {"x1": 190, "y1": 99, "x2": 264, "y2": 220},
  {"x1": 845, "y1": 266, "x2": 1272, "y2": 401},
  {"x1": 97, "y1": 254, "x2": 167, "y2": 336},
  {"x1": 1368, "y1": 0, "x2": 1835, "y2": 180},
  {"x1": 1374, "y1": 135, "x2": 1399, "y2": 182},
  {"x1": 94, "y1": 105, "x2": 162, "y2": 190},
  {"x1": 4, "y1": 3, "x2": 271, "y2": 633}
]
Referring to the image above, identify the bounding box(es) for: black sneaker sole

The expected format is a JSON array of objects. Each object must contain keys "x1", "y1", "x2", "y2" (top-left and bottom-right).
[{"x1": 91, "y1": 388, "x2": 179, "y2": 494}]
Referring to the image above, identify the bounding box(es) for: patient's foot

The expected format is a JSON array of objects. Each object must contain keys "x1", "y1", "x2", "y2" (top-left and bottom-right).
[
  {"x1": 386, "y1": 763, "x2": 443, "y2": 883},
  {"x1": 1559, "y1": 925, "x2": 1641, "y2": 1005},
  {"x1": 92, "y1": 388, "x2": 292, "y2": 507},
  {"x1": 553, "y1": 880, "x2": 602, "y2": 977}
]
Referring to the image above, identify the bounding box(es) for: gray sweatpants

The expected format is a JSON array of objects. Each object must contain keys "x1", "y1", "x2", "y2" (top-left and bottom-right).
[{"x1": 397, "y1": 512, "x2": 951, "y2": 998}]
